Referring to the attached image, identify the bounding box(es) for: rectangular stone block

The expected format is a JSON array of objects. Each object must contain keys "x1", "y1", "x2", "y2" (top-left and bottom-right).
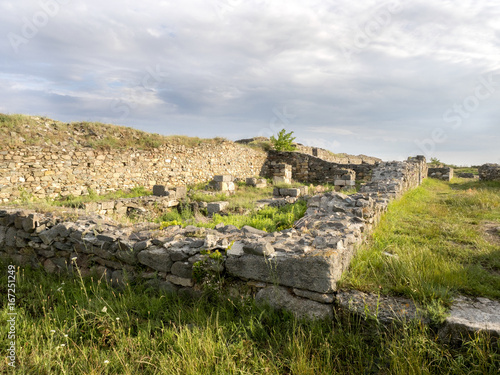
[
  {"x1": 101, "y1": 201, "x2": 115, "y2": 210},
  {"x1": 246, "y1": 177, "x2": 257, "y2": 186},
  {"x1": 207, "y1": 201, "x2": 229, "y2": 214},
  {"x1": 213, "y1": 175, "x2": 233, "y2": 182},
  {"x1": 173, "y1": 186, "x2": 187, "y2": 199},
  {"x1": 226, "y1": 252, "x2": 346, "y2": 294},
  {"x1": 279, "y1": 188, "x2": 301, "y2": 197},
  {"x1": 153, "y1": 185, "x2": 168, "y2": 196},
  {"x1": 334, "y1": 180, "x2": 346, "y2": 186}
]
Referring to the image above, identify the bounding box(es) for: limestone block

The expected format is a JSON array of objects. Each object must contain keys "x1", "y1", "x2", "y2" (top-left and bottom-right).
[
  {"x1": 213, "y1": 175, "x2": 233, "y2": 182},
  {"x1": 100, "y1": 201, "x2": 115, "y2": 210},
  {"x1": 173, "y1": 186, "x2": 187, "y2": 199},
  {"x1": 279, "y1": 188, "x2": 301, "y2": 197},
  {"x1": 137, "y1": 246, "x2": 173, "y2": 273},
  {"x1": 207, "y1": 201, "x2": 229, "y2": 214},
  {"x1": 439, "y1": 296, "x2": 500, "y2": 343},
  {"x1": 226, "y1": 252, "x2": 344, "y2": 294},
  {"x1": 171, "y1": 261, "x2": 193, "y2": 279},
  {"x1": 255, "y1": 286, "x2": 333, "y2": 320},
  {"x1": 167, "y1": 274, "x2": 194, "y2": 287},
  {"x1": 153, "y1": 185, "x2": 169, "y2": 196},
  {"x1": 242, "y1": 240, "x2": 275, "y2": 256},
  {"x1": 246, "y1": 177, "x2": 257, "y2": 186}
]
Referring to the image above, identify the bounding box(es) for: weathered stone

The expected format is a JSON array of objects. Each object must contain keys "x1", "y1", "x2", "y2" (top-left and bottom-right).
[
  {"x1": 336, "y1": 290, "x2": 427, "y2": 325},
  {"x1": 279, "y1": 188, "x2": 301, "y2": 197},
  {"x1": 207, "y1": 201, "x2": 229, "y2": 214},
  {"x1": 39, "y1": 223, "x2": 71, "y2": 245},
  {"x1": 241, "y1": 225, "x2": 267, "y2": 236},
  {"x1": 171, "y1": 261, "x2": 193, "y2": 279},
  {"x1": 293, "y1": 288, "x2": 335, "y2": 304},
  {"x1": 246, "y1": 177, "x2": 257, "y2": 186},
  {"x1": 226, "y1": 252, "x2": 345, "y2": 294},
  {"x1": 439, "y1": 296, "x2": 500, "y2": 343},
  {"x1": 213, "y1": 175, "x2": 233, "y2": 182},
  {"x1": 145, "y1": 279, "x2": 178, "y2": 294},
  {"x1": 5, "y1": 227, "x2": 17, "y2": 247},
  {"x1": 153, "y1": 185, "x2": 169, "y2": 196},
  {"x1": 137, "y1": 247, "x2": 173, "y2": 273},
  {"x1": 242, "y1": 240, "x2": 275, "y2": 256},
  {"x1": 22, "y1": 214, "x2": 39, "y2": 233},
  {"x1": 133, "y1": 240, "x2": 151, "y2": 251},
  {"x1": 167, "y1": 274, "x2": 194, "y2": 287},
  {"x1": 256, "y1": 286, "x2": 333, "y2": 320},
  {"x1": 0, "y1": 226, "x2": 6, "y2": 247}
]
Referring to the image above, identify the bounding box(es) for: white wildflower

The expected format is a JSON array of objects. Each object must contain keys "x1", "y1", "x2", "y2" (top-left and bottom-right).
[{"x1": 101, "y1": 306, "x2": 107, "y2": 313}]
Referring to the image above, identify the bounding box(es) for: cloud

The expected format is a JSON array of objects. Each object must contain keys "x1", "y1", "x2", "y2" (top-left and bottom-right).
[{"x1": 0, "y1": 0, "x2": 499, "y2": 165}]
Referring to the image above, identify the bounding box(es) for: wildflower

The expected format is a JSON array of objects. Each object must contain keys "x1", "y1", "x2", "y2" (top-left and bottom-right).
[
  {"x1": 104, "y1": 360, "x2": 110, "y2": 364},
  {"x1": 64, "y1": 334, "x2": 68, "y2": 337},
  {"x1": 50, "y1": 330, "x2": 55, "y2": 334},
  {"x1": 71, "y1": 257, "x2": 77, "y2": 261},
  {"x1": 60, "y1": 344, "x2": 65, "y2": 347},
  {"x1": 101, "y1": 306, "x2": 107, "y2": 313},
  {"x1": 116, "y1": 317, "x2": 120, "y2": 321}
]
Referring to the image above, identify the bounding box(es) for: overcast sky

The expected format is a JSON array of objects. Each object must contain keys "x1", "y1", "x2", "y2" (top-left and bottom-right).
[{"x1": 1, "y1": 0, "x2": 499, "y2": 165}]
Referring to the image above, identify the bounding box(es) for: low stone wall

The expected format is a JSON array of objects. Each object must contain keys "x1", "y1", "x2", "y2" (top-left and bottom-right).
[
  {"x1": 479, "y1": 164, "x2": 500, "y2": 181},
  {"x1": 0, "y1": 142, "x2": 267, "y2": 203},
  {"x1": 428, "y1": 167, "x2": 454, "y2": 181},
  {"x1": 263, "y1": 151, "x2": 373, "y2": 184},
  {"x1": 0, "y1": 156, "x2": 428, "y2": 321}
]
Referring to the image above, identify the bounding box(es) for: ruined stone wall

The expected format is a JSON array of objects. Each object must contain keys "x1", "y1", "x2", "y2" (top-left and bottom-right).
[
  {"x1": 428, "y1": 167, "x2": 454, "y2": 181},
  {"x1": 263, "y1": 150, "x2": 377, "y2": 183},
  {"x1": 479, "y1": 164, "x2": 500, "y2": 181},
  {"x1": 0, "y1": 142, "x2": 267, "y2": 202},
  {"x1": 294, "y1": 145, "x2": 381, "y2": 165},
  {"x1": 0, "y1": 156, "x2": 428, "y2": 321}
]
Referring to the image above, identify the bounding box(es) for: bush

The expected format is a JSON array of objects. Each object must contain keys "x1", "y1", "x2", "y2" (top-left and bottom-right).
[{"x1": 270, "y1": 129, "x2": 297, "y2": 152}]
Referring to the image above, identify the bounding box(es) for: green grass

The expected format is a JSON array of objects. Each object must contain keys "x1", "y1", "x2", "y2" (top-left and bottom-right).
[
  {"x1": 341, "y1": 178, "x2": 500, "y2": 313},
  {"x1": 160, "y1": 200, "x2": 308, "y2": 232},
  {"x1": 1, "y1": 263, "x2": 498, "y2": 374},
  {"x1": 53, "y1": 187, "x2": 152, "y2": 208}
]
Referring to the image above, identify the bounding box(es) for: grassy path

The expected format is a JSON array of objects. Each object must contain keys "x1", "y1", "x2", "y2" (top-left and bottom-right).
[{"x1": 341, "y1": 178, "x2": 500, "y2": 313}]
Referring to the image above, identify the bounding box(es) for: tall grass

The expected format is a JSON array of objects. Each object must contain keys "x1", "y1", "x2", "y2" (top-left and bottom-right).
[
  {"x1": 1, "y1": 262, "x2": 498, "y2": 374},
  {"x1": 341, "y1": 178, "x2": 500, "y2": 314}
]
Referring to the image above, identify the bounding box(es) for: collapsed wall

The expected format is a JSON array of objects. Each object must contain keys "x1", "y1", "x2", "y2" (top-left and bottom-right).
[
  {"x1": 479, "y1": 164, "x2": 500, "y2": 181},
  {"x1": 0, "y1": 142, "x2": 267, "y2": 203},
  {"x1": 428, "y1": 167, "x2": 453, "y2": 181},
  {"x1": 0, "y1": 156, "x2": 427, "y2": 320},
  {"x1": 263, "y1": 150, "x2": 378, "y2": 184}
]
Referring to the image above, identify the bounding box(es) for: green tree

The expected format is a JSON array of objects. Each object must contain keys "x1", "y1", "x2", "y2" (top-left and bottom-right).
[{"x1": 270, "y1": 129, "x2": 297, "y2": 151}]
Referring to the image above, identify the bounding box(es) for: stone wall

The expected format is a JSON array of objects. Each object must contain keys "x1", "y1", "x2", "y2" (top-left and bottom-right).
[
  {"x1": 428, "y1": 167, "x2": 454, "y2": 181},
  {"x1": 294, "y1": 145, "x2": 381, "y2": 165},
  {"x1": 263, "y1": 150, "x2": 377, "y2": 183},
  {"x1": 0, "y1": 142, "x2": 267, "y2": 203},
  {"x1": 0, "y1": 156, "x2": 428, "y2": 321},
  {"x1": 479, "y1": 164, "x2": 500, "y2": 181}
]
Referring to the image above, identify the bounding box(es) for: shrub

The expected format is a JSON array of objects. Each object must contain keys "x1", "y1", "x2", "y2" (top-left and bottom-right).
[{"x1": 270, "y1": 129, "x2": 297, "y2": 152}]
